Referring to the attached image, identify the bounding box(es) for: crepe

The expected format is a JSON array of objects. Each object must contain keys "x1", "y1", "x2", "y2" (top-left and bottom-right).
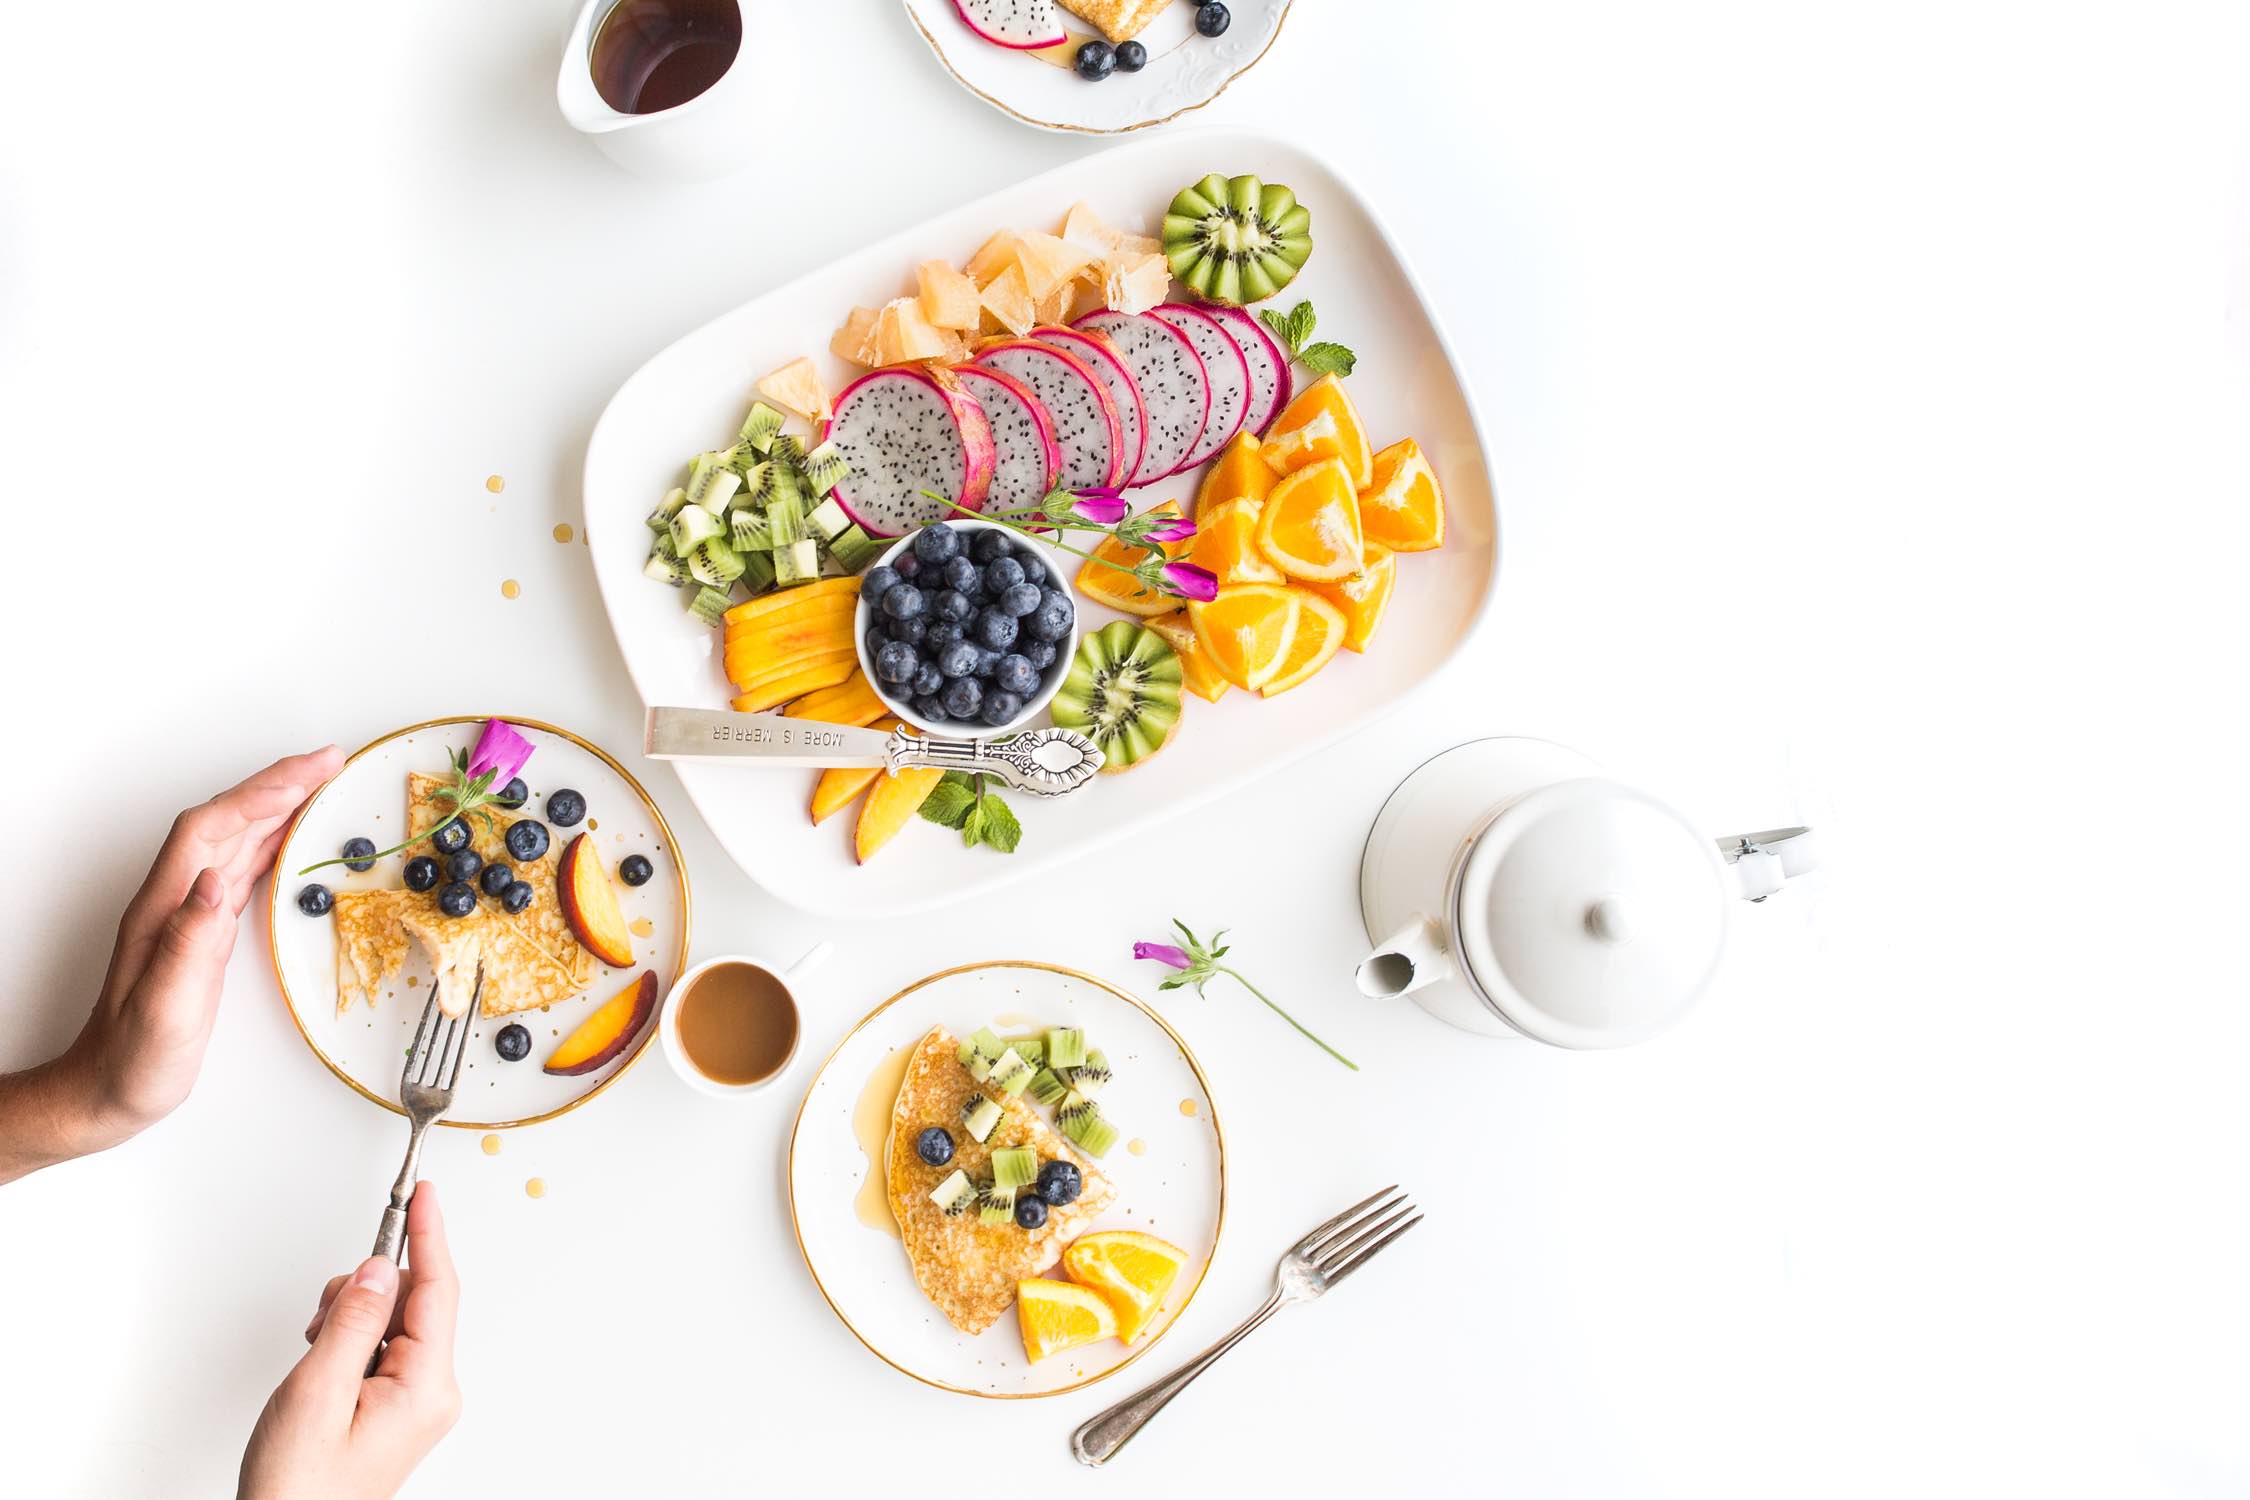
[
  {"x1": 1056, "y1": 0, "x2": 1169, "y2": 44},
  {"x1": 393, "y1": 905, "x2": 582, "y2": 1018},
  {"x1": 332, "y1": 890, "x2": 419, "y2": 1014},
  {"x1": 405, "y1": 774, "x2": 596, "y2": 993},
  {"x1": 886, "y1": 1027, "x2": 1116, "y2": 1334}
]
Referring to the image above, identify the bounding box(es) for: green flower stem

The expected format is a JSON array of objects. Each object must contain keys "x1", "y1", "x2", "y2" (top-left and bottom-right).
[
  {"x1": 1215, "y1": 966, "x2": 1359, "y2": 1071},
  {"x1": 297, "y1": 809, "x2": 466, "y2": 876}
]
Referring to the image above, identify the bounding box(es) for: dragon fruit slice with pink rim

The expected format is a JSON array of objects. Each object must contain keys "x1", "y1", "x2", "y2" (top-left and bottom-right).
[
  {"x1": 1148, "y1": 304, "x2": 1251, "y2": 471},
  {"x1": 951, "y1": 365, "x2": 1061, "y2": 514},
  {"x1": 818, "y1": 366, "x2": 995, "y2": 538},
  {"x1": 972, "y1": 339, "x2": 1125, "y2": 493},
  {"x1": 1206, "y1": 305, "x2": 1293, "y2": 438},
  {"x1": 950, "y1": 0, "x2": 1066, "y2": 48},
  {"x1": 1073, "y1": 309, "x2": 1210, "y2": 486},
  {"x1": 1031, "y1": 324, "x2": 1150, "y2": 487}
]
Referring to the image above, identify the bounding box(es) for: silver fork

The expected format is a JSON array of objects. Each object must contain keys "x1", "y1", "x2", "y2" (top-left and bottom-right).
[
  {"x1": 1070, "y1": 1185, "x2": 1423, "y2": 1467},
  {"x1": 372, "y1": 972, "x2": 479, "y2": 1264}
]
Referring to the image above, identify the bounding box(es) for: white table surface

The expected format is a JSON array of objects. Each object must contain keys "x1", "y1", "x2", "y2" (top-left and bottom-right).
[{"x1": 3, "y1": 3, "x2": 2246, "y2": 1495}]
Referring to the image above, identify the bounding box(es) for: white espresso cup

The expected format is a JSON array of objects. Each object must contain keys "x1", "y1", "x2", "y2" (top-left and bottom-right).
[{"x1": 659, "y1": 943, "x2": 828, "y2": 1098}]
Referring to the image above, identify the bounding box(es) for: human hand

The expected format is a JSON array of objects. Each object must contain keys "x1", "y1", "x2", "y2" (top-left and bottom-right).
[
  {"x1": 0, "y1": 746, "x2": 341, "y2": 1181},
  {"x1": 241, "y1": 1181, "x2": 462, "y2": 1500}
]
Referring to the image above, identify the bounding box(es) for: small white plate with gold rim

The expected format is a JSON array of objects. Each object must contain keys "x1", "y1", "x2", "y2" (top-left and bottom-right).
[
  {"x1": 267, "y1": 716, "x2": 691, "y2": 1130},
  {"x1": 901, "y1": 0, "x2": 1293, "y2": 135},
  {"x1": 788, "y1": 960, "x2": 1225, "y2": 1397}
]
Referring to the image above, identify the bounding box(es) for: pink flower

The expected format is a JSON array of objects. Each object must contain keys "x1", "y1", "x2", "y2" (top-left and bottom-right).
[
  {"x1": 1161, "y1": 561, "x2": 1220, "y2": 602},
  {"x1": 1142, "y1": 516, "x2": 1197, "y2": 545},
  {"x1": 1070, "y1": 490, "x2": 1129, "y2": 526},
  {"x1": 1133, "y1": 941, "x2": 1193, "y2": 970},
  {"x1": 467, "y1": 719, "x2": 535, "y2": 788}
]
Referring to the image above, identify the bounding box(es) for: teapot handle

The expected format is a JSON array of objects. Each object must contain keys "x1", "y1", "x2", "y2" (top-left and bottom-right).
[{"x1": 1715, "y1": 827, "x2": 1818, "y2": 902}]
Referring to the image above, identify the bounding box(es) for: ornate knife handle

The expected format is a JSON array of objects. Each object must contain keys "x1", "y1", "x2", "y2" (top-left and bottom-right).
[{"x1": 886, "y1": 725, "x2": 1104, "y2": 797}]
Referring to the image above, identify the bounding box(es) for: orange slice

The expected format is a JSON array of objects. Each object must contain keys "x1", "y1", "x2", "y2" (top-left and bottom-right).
[
  {"x1": 1145, "y1": 609, "x2": 1231, "y2": 702},
  {"x1": 1017, "y1": 1277, "x2": 1118, "y2": 1363},
  {"x1": 1197, "y1": 430, "x2": 1275, "y2": 512},
  {"x1": 1358, "y1": 437, "x2": 1447, "y2": 551},
  {"x1": 1062, "y1": 1231, "x2": 1189, "y2": 1345},
  {"x1": 1260, "y1": 589, "x2": 1348, "y2": 696},
  {"x1": 1307, "y1": 543, "x2": 1396, "y2": 652},
  {"x1": 1074, "y1": 499, "x2": 1190, "y2": 617},
  {"x1": 1187, "y1": 498, "x2": 1284, "y2": 586},
  {"x1": 1260, "y1": 374, "x2": 1373, "y2": 488},
  {"x1": 1255, "y1": 459, "x2": 1364, "y2": 582},
  {"x1": 1188, "y1": 583, "x2": 1301, "y2": 692}
]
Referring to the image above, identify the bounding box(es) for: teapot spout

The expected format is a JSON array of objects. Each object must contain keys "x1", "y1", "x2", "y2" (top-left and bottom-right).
[{"x1": 1356, "y1": 919, "x2": 1455, "y2": 999}]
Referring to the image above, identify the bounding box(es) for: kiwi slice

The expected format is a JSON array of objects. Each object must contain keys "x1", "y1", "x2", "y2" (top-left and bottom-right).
[
  {"x1": 991, "y1": 1147, "x2": 1038, "y2": 1192},
  {"x1": 929, "y1": 1169, "x2": 975, "y2": 1216},
  {"x1": 738, "y1": 401, "x2": 785, "y2": 454},
  {"x1": 959, "y1": 1027, "x2": 1007, "y2": 1081},
  {"x1": 976, "y1": 1183, "x2": 1018, "y2": 1227},
  {"x1": 1051, "y1": 621, "x2": 1184, "y2": 774},
  {"x1": 1162, "y1": 173, "x2": 1314, "y2": 306},
  {"x1": 1057, "y1": 1091, "x2": 1120, "y2": 1159},
  {"x1": 1000, "y1": 1032, "x2": 1047, "y2": 1066},
  {"x1": 988, "y1": 1047, "x2": 1035, "y2": 1098},
  {"x1": 1025, "y1": 1067, "x2": 1069, "y2": 1107},
  {"x1": 961, "y1": 1095, "x2": 1003, "y2": 1144},
  {"x1": 803, "y1": 442, "x2": 851, "y2": 498},
  {"x1": 1044, "y1": 1027, "x2": 1087, "y2": 1071},
  {"x1": 1068, "y1": 1048, "x2": 1112, "y2": 1099}
]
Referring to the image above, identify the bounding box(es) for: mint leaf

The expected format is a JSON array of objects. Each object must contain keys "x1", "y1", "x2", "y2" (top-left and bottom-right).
[
  {"x1": 1258, "y1": 304, "x2": 1300, "y2": 355},
  {"x1": 960, "y1": 799, "x2": 987, "y2": 849},
  {"x1": 918, "y1": 778, "x2": 976, "y2": 830},
  {"x1": 977, "y1": 794, "x2": 1022, "y2": 854},
  {"x1": 1289, "y1": 301, "x2": 1317, "y2": 350},
  {"x1": 1295, "y1": 342, "x2": 1356, "y2": 378}
]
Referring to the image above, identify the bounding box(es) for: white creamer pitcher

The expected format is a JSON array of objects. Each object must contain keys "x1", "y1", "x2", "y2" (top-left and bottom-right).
[
  {"x1": 557, "y1": 0, "x2": 801, "y2": 181},
  {"x1": 1356, "y1": 738, "x2": 1817, "y2": 1046}
]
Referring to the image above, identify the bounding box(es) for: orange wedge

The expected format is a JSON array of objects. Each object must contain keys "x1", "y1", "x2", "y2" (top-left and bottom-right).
[
  {"x1": 1255, "y1": 458, "x2": 1364, "y2": 582},
  {"x1": 1261, "y1": 589, "x2": 1348, "y2": 696},
  {"x1": 1187, "y1": 498, "x2": 1284, "y2": 586},
  {"x1": 1188, "y1": 583, "x2": 1301, "y2": 692},
  {"x1": 1260, "y1": 374, "x2": 1373, "y2": 488},
  {"x1": 1017, "y1": 1277, "x2": 1117, "y2": 1363},
  {"x1": 1062, "y1": 1231, "x2": 1189, "y2": 1345},
  {"x1": 1197, "y1": 430, "x2": 1275, "y2": 512},
  {"x1": 1145, "y1": 610, "x2": 1231, "y2": 702},
  {"x1": 1074, "y1": 499, "x2": 1190, "y2": 617},
  {"x1": 1358, "y1": 437, "x2": 1447, "y2": 551},
  {"x1": 1307, "y1": 543, "x2": 1396, "y2": 652}
]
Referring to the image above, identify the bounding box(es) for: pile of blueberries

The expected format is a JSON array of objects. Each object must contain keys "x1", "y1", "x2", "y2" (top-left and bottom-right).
[{"x1": 862, "y1": 523, "x2": 1074, "y2": 729}]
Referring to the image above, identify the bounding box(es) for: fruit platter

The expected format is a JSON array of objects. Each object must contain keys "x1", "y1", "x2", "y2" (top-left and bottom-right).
[
  {"x1": 269, "y1": 717, "x2": 689, "y2": 1129},
  {"x1": 789, "y1": 960, "x2": 1223, "y2": 1397},
  {"x1": 585, "y1": 129, "x2": 1497, "y2": 916}
]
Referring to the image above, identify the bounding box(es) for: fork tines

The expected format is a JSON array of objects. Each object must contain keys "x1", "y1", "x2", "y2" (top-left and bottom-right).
[
  {"x1": 1303, "y1": 1186, "x2": 1423, "y2": 1285},
  {"x1": 400, "y1": 967, "x2": 483, "y2": 1097}
]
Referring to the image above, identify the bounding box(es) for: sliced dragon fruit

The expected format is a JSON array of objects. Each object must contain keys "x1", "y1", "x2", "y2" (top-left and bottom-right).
[
  {"x1": 1031, "y1": 324, "x2": 1150, "y2": 487},
  {"x1": 950, "y1": 0, "x2": 1067, "y2": 48},
  {"x1": 818, "y1": 366, "x2": 995, "y2": 538},
  {"x1": 972, "y1": 339, "x2": 1125, "y2": 493},
  {"x1": 1073, "y1": 309, "x2": 1209, "y2": 485},
  {"x1": 1148, "y1": 304, "x2": 1250, "y2": 471},
  {"x1": 951, "y1": 365, "x2": 1062, "y2": 514},
  {"x1": 1206, "y1": 305, "x2": 1293, "y2": 437}
]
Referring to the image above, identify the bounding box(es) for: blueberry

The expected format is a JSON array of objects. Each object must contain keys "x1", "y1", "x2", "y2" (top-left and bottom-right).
[
  {"x1": 1115, "y1": 38, "x2": 1148, "y2": 70},
  {"x1": 505, "y1": 819, "x2": 551, "y2": 862},
  {"x1": 942, "y1": 677, "x2": 984, "y2": 719},
  {"x1": 999, "y1": 582, "x2": 1043, "y2": 617},
  {"x1": 494, "y1": 777, "x2": 530, "y2": 809},
  {"x1": 1074, "y1": 38, "x2": 1115, "y2": 78},
  {"x1": 984, "y1": 555, "x2": 1025, "y2": 594},
  {"x1": 881, "y1": 583, "x2": 926, "y2": 621},
  {"x1": 340, "y1": 836, "x2": 377, "y2": 872},
  {"x1": 861, "y1": 564, "x2": 901, "y2": 602},
  {"x1": 1014, "y1": 1193, "x2": 1050, "y2": 1229},
  {"x1": 938, "y1": 639, "x2": 982, "y2": 679},
  {"x1": 1036, "y1": 1159, "x2": 1082, "y2": 1206},
  {"x1": 437, "y1": 881, "x2": 477, "y2": 918},
  {"x1": 974, "y1": 608, "x2": 1020, "y2": 651},
  {"x1": 893, "y1": 552, "x2": 922, "y2": 580},
  {"x1": 1195, "y1": 1, "x2": 1230, "y2": 36},
  {"x1": 403, "y1": 855, "x2": 441, "y2": 892},
  {"x1": 913, "y1": 524, "x2": 961, "y2": 564},
  {"x1": 499, "y1": 880, "x2": 534, "y2": 914},
  {"x1": 495, "y1": 1023, "x2": 532, "y2": 1062},
  {"x1": 911, "y1": 663, "x2": 945, "y2": 698},
  {"x1": 972, "y1": 527, "x2": 1012, "y2": 564},
  {"x1": 1022, "y1": 638, "x2": 1058, "y2": 672},
  {"x1": 933, "y1": 588, "x2": 975, "y2": 624},
  {"x1": 980, "y1": 690, "x2": 1024, "y2": 726},
  {"x1": 296, "y1": 883, "x2": 333, "y2": 917},
  {"x1": 993, "y1": 653, "x2": 1039, "y2": 697},
  {"x1": 874, "y1": 639, "x2": 919, "y2": 685},
  {"x1": 1013, "y1": 549, "x2": 1048, "y2": 587},
  {"x1": 618, "y1": 854, "x2": 653, "y2": 887},
  {"x1": 430, "y1": 818, "x2": 470, "y2": 856},
  {"x1": 915, "y1": 1127, "x2": 955, "y2": 1167},
  {"x1": 866, "y1": 627, "x2": 890, "y2": 660},
  {"x1": 913, "y1": 694, "x2": 950, "y2": 722},
  {"x1": 926, "y1": 619, "x2": 965, "y2": 650},
  {"x1": 1026, "y1": 595, "x2": 1073, "y2": 643},
  {"x1": 445, "y1": 848, "x2": 483, "y2": 884},
  {"x1": 546, "y1": 789, "x2": 587, "y2": 827},
  {"x1": 941, "y1": 555, "x2": 980, "y2": 592},
  {"x1": 887, "y1": 614, "x2": 929, "y2": 647},
  {"x1": 479, "y1": 861, "x2": 515, "y2": 897}
]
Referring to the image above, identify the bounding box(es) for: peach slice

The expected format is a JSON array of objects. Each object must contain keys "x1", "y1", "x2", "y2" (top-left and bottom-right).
[
  {"x1": 854, "y1": 767, "x2": 946, "y2": 863},
  {"x1": 543, "y1": 970, "x2": 657, "y2": 1077},
  {"x1": 557, "y1": 833, "x2": 634, "y2": 969}
]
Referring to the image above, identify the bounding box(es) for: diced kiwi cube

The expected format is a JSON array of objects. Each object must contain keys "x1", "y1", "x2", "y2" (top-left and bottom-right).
[
  {"x1": 990, "y1": 1147, "x2": 1037, "y2": 1191},
  {"x1": 1045, "y1": 1028, "x2": 1087, "y2": 1072}
]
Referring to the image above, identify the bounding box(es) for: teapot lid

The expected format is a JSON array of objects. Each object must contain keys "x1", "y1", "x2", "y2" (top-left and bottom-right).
[{"x1": 1454, "y1": 778, "x2": 1729, "y2": 1049}]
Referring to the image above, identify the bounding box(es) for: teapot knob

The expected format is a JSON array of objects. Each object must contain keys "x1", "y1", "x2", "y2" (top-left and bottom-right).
[{"x1": 1584, "y1": 897, "x2": 1631, "y2": 943}]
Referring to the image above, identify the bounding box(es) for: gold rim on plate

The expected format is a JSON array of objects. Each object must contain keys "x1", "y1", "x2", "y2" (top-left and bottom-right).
[
  {"x1": 265, "y1": 714, "x2": 692, "y2": 1131},
  {"x1": 786, "y1": 959, "x2": 1227, "y2": 1399},
  {"x1": 902, "y1": 0, "x2": 1294, "y2": 136}
]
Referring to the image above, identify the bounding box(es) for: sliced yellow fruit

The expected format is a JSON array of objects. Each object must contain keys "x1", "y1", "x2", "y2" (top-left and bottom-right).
[
  {"x1": 785, "y1": 670, "x2": 886, "y2": 727},
  {"x1": 1016, "y1": 1277, "x2": 1118, "y2": 1364},
  {"x1": 729, "y1": 656, "x2": 858, "y2": 715},
  {"x1": 1255, "y1": 458, "x2": 1365, "y2": 582},
  {"x1": 1261, "y1": 374, "x2": 1373, "y2": 488},
  {"x1": 1187, "y1": 498, "x2": 1284, "y2": 586},
  {"x1": 723, "y1": 644, "x2": 857, "y2": 697},
  {"x1": 853, "y1": 766, "x2": 944, "y2": 862},
  {"x1": 1260, "y1": 589, "x2": 1348, "y2": 696},
  {"x1": 722, "y1": 577, "x2": 858, "y2": 626},
  {"x1": 1198, "y1": 429, "x2": 1276, "y2": 512},
  {"x1": 1145, "y1": 610, "x2": 1231, "y2": 703},
  {"x1": 1358, "y1": 436, "x2": 1448, "y2": 551},
  {"x1": 811, "y1": 718, "x2": 899, "y2": 824},
  {"x1": 1307, "y1": 542, "x2": 1396, "y2": 652},
  {"x1": 1062, "y1": 1231, "x2": 1189, "y2": 1345},
  {"x1": 722, "y1": 594, "x2": 855, "y2": 640},
  {"x1": 1188, "y1": 583, "x2": 1301, "y2": 692}
]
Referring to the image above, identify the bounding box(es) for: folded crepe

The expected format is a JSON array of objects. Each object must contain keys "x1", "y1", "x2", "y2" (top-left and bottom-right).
[
  {"x1": 886, "y1": 1027, "x2": 1116, "y2": 1334},
  {"x1": 1056, "y1": 0, "x2": 1169, "y2": 44},
  {"x1": 405, "y1": 774, "x2": 596, "y2": 995}
]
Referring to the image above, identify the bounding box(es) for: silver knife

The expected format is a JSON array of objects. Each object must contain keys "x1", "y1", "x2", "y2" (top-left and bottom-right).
[{"x1": 642, "y1": 706, "x2": 1104, "y2": 798}]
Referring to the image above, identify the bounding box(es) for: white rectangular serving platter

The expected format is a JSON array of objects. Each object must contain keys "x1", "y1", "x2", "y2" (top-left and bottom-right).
[{"x1": 583, "y1": 127, "x2": 1498, "y2": 917}]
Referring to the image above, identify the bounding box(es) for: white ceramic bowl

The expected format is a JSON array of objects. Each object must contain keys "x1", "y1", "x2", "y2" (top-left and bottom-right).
[{"x1": 853, "y1": 519, "x2": 1080, "y2": 736}]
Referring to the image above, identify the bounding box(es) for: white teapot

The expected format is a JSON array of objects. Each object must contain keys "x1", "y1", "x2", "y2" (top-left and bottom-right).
[{"x1": 1356, "y1": 738, "x2": 1816, "y2": 1046}]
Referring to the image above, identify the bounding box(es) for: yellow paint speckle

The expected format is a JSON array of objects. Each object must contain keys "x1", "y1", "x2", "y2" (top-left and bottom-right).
[
  {"x1": 486, "y1": 475, "x2": 505, "y2": 493},
  {"x1": 587, "y1": 818, "x2": 599, "y2": 831},
  {"x1": 552, "y1": 523, "x2": 574, "y2": 544},
  {"x1": 525, "y1": 1177, "x2": 546, "y2": 1199},
  {"x1": 1127, "y1": 1138, "x2": 1148, "y2": 1157},
  {"x1": 481, "y1": 1134, "x2": 502, "y2": 1156},
  {"x1": 629, "y1": 916, "x2": 654, "y2": 938},
  {"x1": 501, "y1": 579, "x2": 521, "y2": 600},
  {"x1": 1178, "y1": 1098, "x2": 1198, "y2": 1118}
]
